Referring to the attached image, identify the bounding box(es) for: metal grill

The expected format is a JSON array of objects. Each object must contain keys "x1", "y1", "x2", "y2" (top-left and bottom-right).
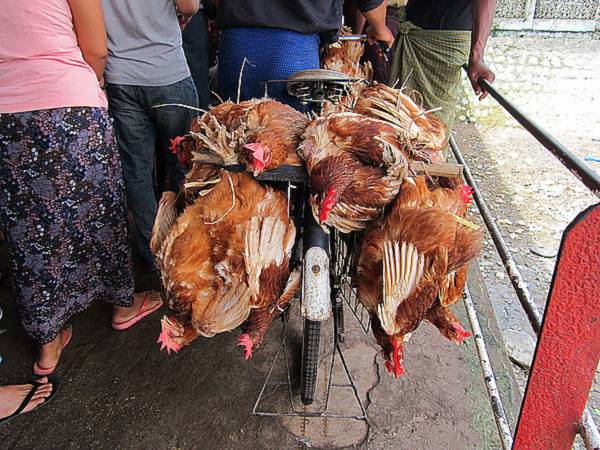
[
  {"x1": 534, "y1": 0, "x2": 599, "y2": 19},
  {"x1": 457, "y1": 66, "x2": 600, "y2": 449},
  {"x1": 496, "y1": 0, "x2": 527, "y2": 19},
  {"x1": 329, "y1": 230, "x2": 371, "y2": 334}
]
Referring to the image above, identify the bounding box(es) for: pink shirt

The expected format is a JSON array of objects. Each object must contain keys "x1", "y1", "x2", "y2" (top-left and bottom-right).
[{"x1": 0, "y1": 0, "x2": 107, "y2": 113}]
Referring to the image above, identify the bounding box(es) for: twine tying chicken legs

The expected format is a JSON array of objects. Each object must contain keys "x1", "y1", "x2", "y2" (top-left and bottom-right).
[{"x1": 204, "y1": 172, "x2": 237, "y2": 225}]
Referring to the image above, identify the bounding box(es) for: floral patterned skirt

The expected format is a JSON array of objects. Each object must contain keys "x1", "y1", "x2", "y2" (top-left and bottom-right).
[{"x1": 0, "y1": 107, "x2": 134, "y2": 343}]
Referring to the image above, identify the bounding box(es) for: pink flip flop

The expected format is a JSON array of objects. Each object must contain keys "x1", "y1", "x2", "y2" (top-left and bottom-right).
[
  {"x1": 33, "y1": 326, "x2": 73, "y2": 376},
  {"x1": 111, "y1": 291, "x2": 163, "y2": 331}
]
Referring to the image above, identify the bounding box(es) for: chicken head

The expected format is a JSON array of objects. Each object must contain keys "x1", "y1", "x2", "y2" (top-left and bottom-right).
[
  {"x1": 243, "y1": 142, "x2": 272, "y2": 176},
  {"x1": 157, "y1": 316, "x2": 185, "y2": 355}
]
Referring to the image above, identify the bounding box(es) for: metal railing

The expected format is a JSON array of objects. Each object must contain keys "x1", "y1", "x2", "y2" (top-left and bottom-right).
[{"x1": 452, "y1": 73, "x2": 600, "y2": 449}]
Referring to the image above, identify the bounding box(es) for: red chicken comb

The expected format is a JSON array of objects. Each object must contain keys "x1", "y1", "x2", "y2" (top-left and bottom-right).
[
  {"x1": 450, "y1": 322, "x2": 472, "y2": 345},
  {"x1": 237, "y1": 333, "x2": 254, "y2": 360},
  {"x1": 169, "y1": 135, "x2": 186, "y2": 155},
  {"x1": 319, "y1": 188, "x2": 337, "y2": 224},
  {"x1": 157, "y1": 316, "x2": 182, "y2": 355},
  {"x1": 244, "y1": 143, "x2": 264, "y2": 163},
  {"x1": 460, "y1": 185, "x2": 474, "y2": 205},
  {"x1": 385, "y1": 338, "x2": 405, "y2": 378}
]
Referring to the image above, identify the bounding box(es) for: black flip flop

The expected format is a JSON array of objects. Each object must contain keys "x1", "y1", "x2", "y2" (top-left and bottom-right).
[{"x1": 0, "y1": 375, "x2": 59, "y2": 426}]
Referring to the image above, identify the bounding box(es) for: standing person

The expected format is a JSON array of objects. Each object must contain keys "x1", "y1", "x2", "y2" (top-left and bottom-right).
[
  {"x1": 181, "y1": 1, "x2": 216, "y2": 109},
  {"x1": 216, "y1": 0, "x2": 394, "y2": 108},
  {"x1": 350, "y1": 0, "x2": 406, "y2": 84},
  {"x1": 386, "y1": 0, "x2": 496, "y2": 133},
  {"x1": 102, "y1": 0, "x2": 200, "y2": 271},
  {"x1": 0, "y1": 0, "x2": 162, "y2": 376}
]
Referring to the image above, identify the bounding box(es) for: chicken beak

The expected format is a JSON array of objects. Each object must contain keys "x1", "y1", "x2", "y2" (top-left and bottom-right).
[{"x1": 252, "y1": 160, "x2": 265, "y2": 176}]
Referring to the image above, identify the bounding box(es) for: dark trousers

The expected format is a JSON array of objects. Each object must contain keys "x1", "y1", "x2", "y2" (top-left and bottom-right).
[
  {"x1": 182, "y1": 12, "x2": 211, "y2": 109},
  {"x1": 106, "y1": 77, "x2": 198, "y2": 269}
]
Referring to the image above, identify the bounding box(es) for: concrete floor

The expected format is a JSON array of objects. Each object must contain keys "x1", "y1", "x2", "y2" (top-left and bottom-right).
[
  {"x1": 455, "y1": 34, "x2": 600, "y2": 418},
  {"x1": 0, "y1": 252, "x2": 520, "y2": 449}
]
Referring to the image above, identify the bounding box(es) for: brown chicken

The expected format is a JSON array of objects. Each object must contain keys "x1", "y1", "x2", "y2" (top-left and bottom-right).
[
  {"x1": 299, "y1": 112, "x2": 410, "y2": 233},
  {"x1": 321, "y1": 27, "x2": 373, "y2": 80},
  {"x1": 152, "y1": 171, "x2": 300, "y2": 358},
  {"x1": 355, "y1": 175, "x2": 481, "y2": 377},
  {"x1": 325, "y1": 83, "x2": 447, "y2": 161},
  {"x1": 393, "y1": 176, "x2": 476, "y2": 342},
  {"x1": 173, "y1": 99, "x2": 308, "y2": 175}
]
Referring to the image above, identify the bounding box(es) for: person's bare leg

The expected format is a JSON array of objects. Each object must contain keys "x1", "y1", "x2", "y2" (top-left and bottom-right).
[
  {"x1": 0, "y1": 377, "x2": 53, "y2": 419},
  {"x1": 112, "y1": 291, "x2": 162, "y2": 324},
  {"x1": 36, "y1": 327, "x2": 72, "y2": 372}
]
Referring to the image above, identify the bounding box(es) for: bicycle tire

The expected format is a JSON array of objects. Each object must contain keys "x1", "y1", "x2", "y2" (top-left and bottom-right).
[{"x1": 300, "y1": 318, "x2": 321, "y2": 405}]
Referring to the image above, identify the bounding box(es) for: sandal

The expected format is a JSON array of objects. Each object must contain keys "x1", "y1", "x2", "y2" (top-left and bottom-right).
[
  {"x1": 111, "y1": 291, "x2": 163, "y2": 331},
  {"x1": 0, "y1": 376, "x2": 59, "y2": 426},
  {"x1": 33, "y1": 326, "x2": 72, "y2": 376}
]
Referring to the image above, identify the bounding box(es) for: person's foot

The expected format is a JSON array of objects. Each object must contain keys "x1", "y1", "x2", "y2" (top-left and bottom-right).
[
  {"x1": 111, "y1": 291, "x2": 163, "y2": 330},
  {"x1": 34, "y1": 326, "x2": 72, "y2": 376},
  {"x1": 0, "y1": 378, "x2": 53, "y2": 420}
]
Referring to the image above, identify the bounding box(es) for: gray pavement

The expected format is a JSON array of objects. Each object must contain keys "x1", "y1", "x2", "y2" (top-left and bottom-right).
[
  {"x1": 0, "y1": 259, "x2": 518, "y2": 449},
  {"x1": 453, "y1": 34, "x2": 600, "y2": 421}
]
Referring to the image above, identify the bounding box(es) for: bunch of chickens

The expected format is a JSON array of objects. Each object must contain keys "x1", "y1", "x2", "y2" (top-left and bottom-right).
[
  {"x1": 153, "y1": 98, "x2": 307, "y2": 358},
  {"x1": 153, "y1": 43, "x2": 481, "y2": 377}
]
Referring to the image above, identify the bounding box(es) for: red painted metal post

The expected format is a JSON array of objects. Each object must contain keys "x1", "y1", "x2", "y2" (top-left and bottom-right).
[{"x1": 514, "y1": 203, "x2": 600, "y2": 449}]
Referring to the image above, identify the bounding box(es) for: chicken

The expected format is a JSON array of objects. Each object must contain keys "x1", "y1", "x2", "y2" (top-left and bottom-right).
[
  {"x1": 355, "y1": 176, "x2": 482, "y2": 377},
  {"x1": 394, "y1": 175, "x2": 475, "y2": 329},
  {"x1": 152, "y1": 171, "x2": 300, "y2": 358},
  {"x1": 325, "y1": 83, "x2": 447, "y2": 161},
  {"x1": 174, "y1": 99, "x2": 308, "y2": 175},
  {"x1": 241, "y1": 99, "x2": 308, "y2": 174},
  {"x1": 321, "y1": 27, "x2": 373, "y2": 80},
  {"x1": 298, "y1": 112, "x2": 409, "y2": 233}
]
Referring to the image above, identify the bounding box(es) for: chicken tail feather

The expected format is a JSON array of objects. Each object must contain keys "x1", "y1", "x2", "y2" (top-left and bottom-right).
[
  {"x1": 150, "y1": 192, "x2": 179, "y2": 255},
  {"x1": 378, "y1": 241, "x2": 426, "y2": 335},
  {"x1": 244, "y1": 216, "x2": 295, "y2": 300},
  {"x1": 272, "y1": 268, "x2": 301, "y2": 312}
]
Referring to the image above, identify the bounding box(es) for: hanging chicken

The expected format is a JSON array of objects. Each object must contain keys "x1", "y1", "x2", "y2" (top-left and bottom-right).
[
  {"x1": 355, "y1": 175, "x2": 482, "y2": 377},
  {"x1": 298, "y1": 112, "x2": 410, "y2": 233},
  {"x1": 390, "y1": 175, "x2": 476, "y2": 343},
  {"x1": 321, "y1": 27, "x2": 373, "y2": 81},
  {"x1": 324, "y1": 83, "x2": 447, "y2": 160},
  {"x1": 172, "y1": 99, "x2": 309, "y2": 176},
  {"x1": 152, "y1": 171, "x2": 300, "y2": 358}
]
